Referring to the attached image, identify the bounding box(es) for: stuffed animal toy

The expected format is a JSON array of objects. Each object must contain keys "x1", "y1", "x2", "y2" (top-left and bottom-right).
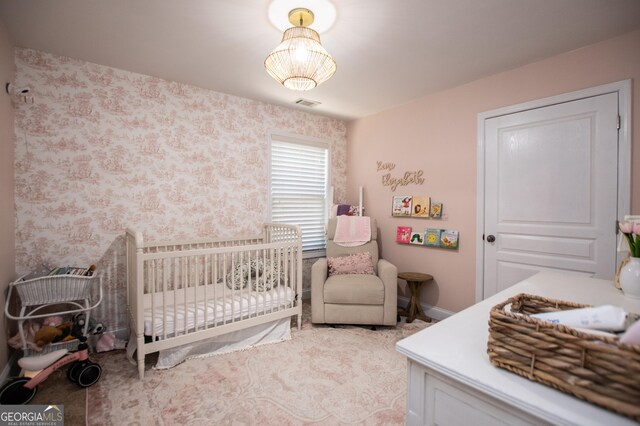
[
  {"x1": 32, "y1": 313, "x2": 105, "y2": 347},
  {"x1": 42, "y1": 315, "x2": 64, "y2": 328},
  {"x1": 34, "y1": 321, "x2": 76, "y2": 347},
  {"x1": 8, "y1": 322, "x2": 41, "y2": 351},
  {"x1": 95, "y1": 332, "x2": 126, "y2": 353},
  {"x1": 34, "y1": 325, "x2": 63, "y2": 347},
  {"x1": 10, "y1": 317, "x2": 65, "y2": 350},
  {"x1": 55, "y1": 322, "x2": 75, "y2": 342},
  {"x1": 72, "y1": 313, "x2": 105, "y2": 337},
  {"x1": 96, "y1": 333, "x2": 115, "y2": 352}
]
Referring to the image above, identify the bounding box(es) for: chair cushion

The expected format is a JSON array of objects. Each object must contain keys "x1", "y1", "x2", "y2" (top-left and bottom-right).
[
  {"x1": 327, "y1": 252, "x2": 374, "y2": 276},
  {"x1": 323, "y1": 274, "x2": 385, "y2": 305},
  {"x1": 326, "y1": 240, "x2": 379, "y2": 274}
]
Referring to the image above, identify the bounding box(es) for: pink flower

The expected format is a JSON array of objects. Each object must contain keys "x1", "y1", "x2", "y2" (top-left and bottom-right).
[
  {"x1": 619, "y1": 220, "x2": 640, "y2": 258},
  {"x1": 620, "y1": 221, "x2": 633, "y2": 233}
]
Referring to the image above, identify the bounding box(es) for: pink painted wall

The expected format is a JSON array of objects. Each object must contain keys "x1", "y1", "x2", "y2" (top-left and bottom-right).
[
  {"x1": 0, "y1": 21, "x2": 16, "y2": 370},
  {"x1": 347, "y1": 29, "x2": 640, "y2": 313}
]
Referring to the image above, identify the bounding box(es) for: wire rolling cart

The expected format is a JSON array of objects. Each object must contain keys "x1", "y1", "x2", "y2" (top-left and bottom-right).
[{"x1": 5, "y1": 273, "x2": 103, "y2": 355}]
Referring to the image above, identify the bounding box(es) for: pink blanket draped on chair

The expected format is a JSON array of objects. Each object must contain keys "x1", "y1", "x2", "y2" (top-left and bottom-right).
[{"x1": 333, "y1": 216, "x2": 371, "y2": 247}]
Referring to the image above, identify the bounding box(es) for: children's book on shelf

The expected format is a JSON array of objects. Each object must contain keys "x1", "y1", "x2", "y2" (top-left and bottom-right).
[
  {"x1": 430, "y1": 202, "x2": 443, "y2": 219},
  {"x1": 440, "y1": 230, "x2": 459, "y2": 249},
  {"x1": 409, "y1": 230, "x2": 424, "y2": 245},
  {"x1": 411, "y1": 196, "x2": 431, "y2": 218},
  {"x1": 396, "y1": 226, "x2": 412, "y2": 244},
  {"x1": 392, "y1": 195, "x2": 413, "y2": 217},
  {"x1": 424, "y1": 228, "x2": 442, "y2": 247}
]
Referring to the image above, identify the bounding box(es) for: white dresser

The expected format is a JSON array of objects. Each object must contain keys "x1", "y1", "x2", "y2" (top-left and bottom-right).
[{"x1": 396, "y1": 271, "x2": 640, "y2": 426}]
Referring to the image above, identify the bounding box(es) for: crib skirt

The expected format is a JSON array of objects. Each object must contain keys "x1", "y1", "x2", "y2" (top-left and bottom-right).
[{"x1": 126, "y1": 318, "x2": 291, "y2": 369}]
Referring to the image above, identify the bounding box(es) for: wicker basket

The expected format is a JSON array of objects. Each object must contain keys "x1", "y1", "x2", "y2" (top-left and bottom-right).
[
  {"x1": 487, "y1": 293, "x2": 640, "y2": 421},
  {"x1": 13, "y1": 274, "x2": 96, "y2": 306}
]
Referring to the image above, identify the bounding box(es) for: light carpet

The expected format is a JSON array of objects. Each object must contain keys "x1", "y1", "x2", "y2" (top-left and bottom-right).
[{"x1": 88, "y1": 304, "x2": 431, "y2": 425}]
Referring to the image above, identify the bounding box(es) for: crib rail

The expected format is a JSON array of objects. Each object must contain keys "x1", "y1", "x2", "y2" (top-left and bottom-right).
[
  {"x1": 143, "y1": 243, "x2": 298, "y2": 338},
  {"x1": 125, "y1": 224, "x2": 302, "y2": 378},
  {"x1": 141, "y1": 235, "x2": 264, "y2": 254},
  {"x1": 263, "y1": 222, "x2": 301, "y2": 244}
]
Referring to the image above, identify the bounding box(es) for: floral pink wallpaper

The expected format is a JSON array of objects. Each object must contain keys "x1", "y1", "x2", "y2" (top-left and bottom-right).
[{"x1": 13, "y1": 48, "x2": 347, "y2": 332}]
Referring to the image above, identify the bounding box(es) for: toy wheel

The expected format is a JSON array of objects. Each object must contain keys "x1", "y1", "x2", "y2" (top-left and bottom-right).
[
  {"x1": 0, "y1": 378, "x2": 37, "y2": 405},
  {"x1": 67, "y1": 361, "x2": 82, "y2": 383},
  {"x1": 76, "y1": 362, "x2": 101, "y2": 388}
]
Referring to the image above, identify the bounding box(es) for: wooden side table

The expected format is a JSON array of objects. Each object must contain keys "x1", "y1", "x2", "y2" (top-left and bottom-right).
[{"x1": 397, "y1": 272, "x2": 433, "y2": 323}]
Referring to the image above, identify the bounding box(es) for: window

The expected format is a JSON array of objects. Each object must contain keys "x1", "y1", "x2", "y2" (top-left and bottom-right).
[{"x1": 270, "y1": 133, "x2": 330, "y2": 257}]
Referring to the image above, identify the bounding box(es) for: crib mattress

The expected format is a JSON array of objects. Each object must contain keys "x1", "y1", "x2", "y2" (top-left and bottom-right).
[{"x1": 143, "y1": 285, "x2": 295, "y2": 337}]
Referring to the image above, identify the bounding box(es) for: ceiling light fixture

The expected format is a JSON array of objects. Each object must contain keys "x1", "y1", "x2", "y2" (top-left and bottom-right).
[
  {"x1": 264, "y1": 8, "x2": 337, "y2": 91},
  {"x1": 267, "y1": 0, "x2": 336, "y2": 33}
]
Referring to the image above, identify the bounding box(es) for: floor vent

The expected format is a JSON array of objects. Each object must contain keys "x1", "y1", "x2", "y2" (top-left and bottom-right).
[{"x1": 294, "y1": 98, "x2": 321, "y2": 108}]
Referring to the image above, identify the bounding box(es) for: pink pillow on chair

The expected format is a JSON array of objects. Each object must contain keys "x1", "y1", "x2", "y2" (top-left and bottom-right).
[{"x1": 327, "y1": 252, "x2": 375, "y2": 276}]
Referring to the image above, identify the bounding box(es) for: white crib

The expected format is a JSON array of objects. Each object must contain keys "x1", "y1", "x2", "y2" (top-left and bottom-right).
[{"x1": 126, "y1": 223, "x2": 302, "y2": 379}]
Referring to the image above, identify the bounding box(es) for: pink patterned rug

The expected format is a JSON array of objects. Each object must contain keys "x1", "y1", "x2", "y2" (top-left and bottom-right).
[{"x1": 88, "y1": 304, "x2": 431, "y2": 425}]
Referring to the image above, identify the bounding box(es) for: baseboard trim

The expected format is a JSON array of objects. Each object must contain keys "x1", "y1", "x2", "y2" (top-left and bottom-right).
[{"x1": 397, "y1": 296, "x2": 454, "y2": 321}]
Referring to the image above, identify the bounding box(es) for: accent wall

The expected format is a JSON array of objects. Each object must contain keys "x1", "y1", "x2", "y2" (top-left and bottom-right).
[
  {"x1": 13, "y1": 48, "x2": 348, "y2": 333},
  {"x1": 347, "y1": 29, "x2": 640, "y2": 314}
]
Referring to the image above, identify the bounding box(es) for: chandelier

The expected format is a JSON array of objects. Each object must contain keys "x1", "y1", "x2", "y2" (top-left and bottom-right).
[{"x1": 264, "y1": 8, "x2": 337, "y2": 91}]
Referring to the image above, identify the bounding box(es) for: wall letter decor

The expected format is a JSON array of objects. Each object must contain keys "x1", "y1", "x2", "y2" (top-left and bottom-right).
[{"x1": 381, "y1": 170, "x2": 425, "y2": 191}]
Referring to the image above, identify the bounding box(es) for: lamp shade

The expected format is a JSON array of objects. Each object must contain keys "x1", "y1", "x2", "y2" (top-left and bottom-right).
[{"x1": 264, "y1": 26, "x2": 337, "y2": 91}]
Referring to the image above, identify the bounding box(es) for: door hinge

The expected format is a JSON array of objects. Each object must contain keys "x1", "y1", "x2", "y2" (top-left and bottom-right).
[
  {"x1": 616, "y1": 220, "x2": 619, "y2": 235},
  {"x1": 617, "y1": 115, "x2": 621, "y2": 130}
]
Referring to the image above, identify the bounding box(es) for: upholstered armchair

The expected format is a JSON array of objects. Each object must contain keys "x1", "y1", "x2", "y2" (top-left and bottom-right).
[{"x1": 311, "y1": 217, "x2": 397, "y2": 326}]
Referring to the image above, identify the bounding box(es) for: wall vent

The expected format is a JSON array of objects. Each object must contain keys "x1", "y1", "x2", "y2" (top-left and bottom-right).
[{"x1": 294, "y1": 98, "x2": 321, "y2": 108}]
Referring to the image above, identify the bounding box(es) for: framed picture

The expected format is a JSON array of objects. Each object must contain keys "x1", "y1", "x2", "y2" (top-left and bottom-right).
[
  {"x1": 411, "y1": 196, "x2": 431, "y2": 218},
  {"x1": 396, "y1": 226, "x2": 412, "y2": 244},
  {"x1": 392, "y1": 195, "x2": 412, "y2": 217}
]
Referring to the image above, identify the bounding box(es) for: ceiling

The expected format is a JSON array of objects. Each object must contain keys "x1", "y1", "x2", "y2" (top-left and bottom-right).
[{"x1": 1, "y1": 0, "x2": 639, "y2": 121}]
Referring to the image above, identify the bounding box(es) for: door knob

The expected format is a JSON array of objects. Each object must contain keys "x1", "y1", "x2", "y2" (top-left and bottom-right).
[{"x1": 486, "y1": 235, "x2": 496, "y2": 243}]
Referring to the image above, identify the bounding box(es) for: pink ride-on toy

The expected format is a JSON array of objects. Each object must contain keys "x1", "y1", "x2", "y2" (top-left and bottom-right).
[{"x1": 0, "y1": 336, "x2": 101, "y2": 405}]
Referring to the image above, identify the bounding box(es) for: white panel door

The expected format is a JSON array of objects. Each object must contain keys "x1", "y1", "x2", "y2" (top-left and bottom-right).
[{"x1": 483, "y1": 93, "x2": 618, "y2": 298}]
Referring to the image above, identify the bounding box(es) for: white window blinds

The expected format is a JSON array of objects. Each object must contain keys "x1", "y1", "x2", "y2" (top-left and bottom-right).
[{"x1": 270, "y1": 134, "x2": 329, "y2": 255}]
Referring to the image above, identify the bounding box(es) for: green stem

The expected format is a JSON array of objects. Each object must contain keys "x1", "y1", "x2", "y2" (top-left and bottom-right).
[{"x1": 625, "y1": 233, "x2": 639, "y2": 257}]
